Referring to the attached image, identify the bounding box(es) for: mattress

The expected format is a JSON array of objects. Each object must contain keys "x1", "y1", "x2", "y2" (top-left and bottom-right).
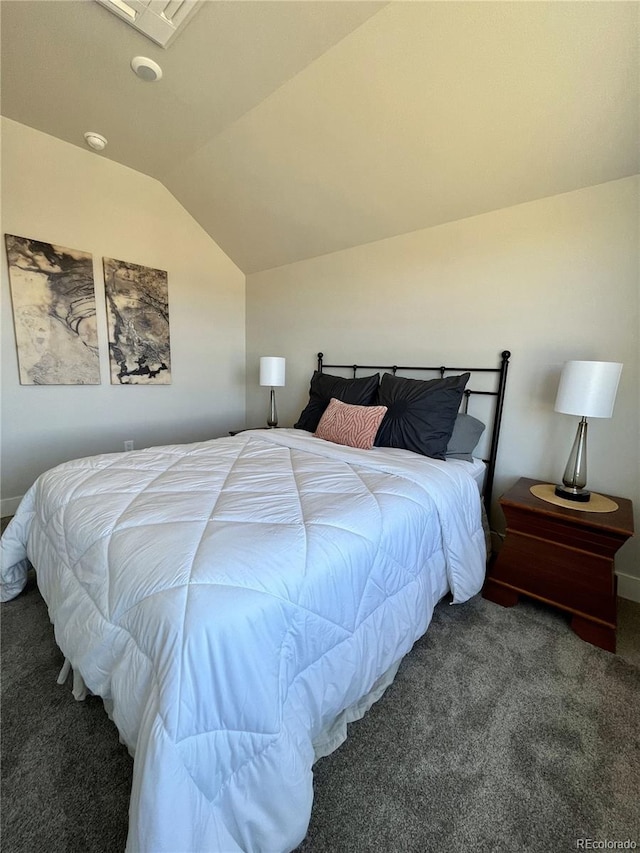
[
  {"x1": 449, "y1": 454, "x2": 486, "y2": 490},
  {"x1": 1, "y1": 428, "x2": 486, "y2": 852}
]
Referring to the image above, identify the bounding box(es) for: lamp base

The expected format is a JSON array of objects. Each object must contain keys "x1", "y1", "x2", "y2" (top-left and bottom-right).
[
  {"x1": 554, "y1": 485, "x2": 591, "y2": 503},
  {"x1": 266, "y1": 387, "x2": 278, "y2": 429}
]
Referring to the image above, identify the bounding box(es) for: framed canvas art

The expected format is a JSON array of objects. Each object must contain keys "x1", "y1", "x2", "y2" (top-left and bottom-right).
[
  {"x1": 103, "y1": 257, "x2": 171, "y2": 385},
  {"x1": 4, "y1": 234, "x2": 100, "y2": 385}
]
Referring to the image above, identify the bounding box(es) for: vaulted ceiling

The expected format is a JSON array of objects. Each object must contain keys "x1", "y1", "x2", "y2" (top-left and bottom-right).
[{"x1": 2, "y1": 1, "x2": 638, "y2": 274}]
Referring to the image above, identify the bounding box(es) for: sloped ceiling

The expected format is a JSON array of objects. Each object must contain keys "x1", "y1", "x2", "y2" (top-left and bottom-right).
[{"x1": 1, "y1": 0, "x2": 638, "y2": 274}]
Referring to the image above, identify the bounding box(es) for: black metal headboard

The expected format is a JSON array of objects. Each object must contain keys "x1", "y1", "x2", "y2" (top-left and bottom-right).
[{"x1": 316, "y1": 350, "x2": 511, "y2": 519}]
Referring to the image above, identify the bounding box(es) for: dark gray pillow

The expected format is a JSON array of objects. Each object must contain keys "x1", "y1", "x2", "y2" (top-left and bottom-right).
[
  {"x1": 374, "y1": 372, "x2": 470, "y2": 459},
  {"x1": 446, "y1": 413, "x2": 485, "y2": 461},
  {"x1": 294, "y1": 371, "x2": 380, "y2": 432}
]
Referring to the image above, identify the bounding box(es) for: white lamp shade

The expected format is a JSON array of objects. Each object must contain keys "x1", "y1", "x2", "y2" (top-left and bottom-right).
[
  {"x1": 554, "y1": 360, "x2": 622, "y2": 419},
  {"x1": 259, "y1": 356, "x2": 286, "y2": 387}
]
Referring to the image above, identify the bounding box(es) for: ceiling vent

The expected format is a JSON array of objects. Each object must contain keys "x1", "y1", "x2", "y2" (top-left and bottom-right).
[{"x1": 95, "y1": 0, "x2": 202, "y2": 48}]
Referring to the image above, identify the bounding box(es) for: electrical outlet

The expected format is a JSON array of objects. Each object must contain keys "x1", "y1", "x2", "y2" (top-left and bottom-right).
[{"x1": 123, "y1": 440, "x2": 134, "y2": 452}]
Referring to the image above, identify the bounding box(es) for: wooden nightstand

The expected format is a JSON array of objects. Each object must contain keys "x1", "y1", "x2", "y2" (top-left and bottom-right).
[
  {"x1": 483, "y1": 477, "x2": 634, "y2": 652},
  {"x1": 229, "y1": 427, "x2": 271, "y2": 436}
]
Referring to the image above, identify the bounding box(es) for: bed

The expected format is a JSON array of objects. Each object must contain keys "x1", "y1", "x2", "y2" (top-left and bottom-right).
[{"x1": 1, "y1": 350, "x2": 510, "y2": 853}]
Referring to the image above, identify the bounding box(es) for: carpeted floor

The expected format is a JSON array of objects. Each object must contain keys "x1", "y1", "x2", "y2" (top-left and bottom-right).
[{"x1": 1, "y1": 530, "x2": 639, "y2": 852}]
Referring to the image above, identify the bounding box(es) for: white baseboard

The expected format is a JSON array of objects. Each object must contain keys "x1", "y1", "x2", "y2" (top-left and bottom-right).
[
  {"x1": 1, "y1": 496, "x2": 23, "y2": 518},
  {"x1": 617, "y1": 572, "x2": 640, "y2": 604}
]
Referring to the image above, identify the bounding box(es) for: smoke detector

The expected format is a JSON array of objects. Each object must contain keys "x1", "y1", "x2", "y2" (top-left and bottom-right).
[
  {"x1": 84, "y1": 132, "x2": 108, "y2": 151},
  {"x1": 95, "y1": 0, "x2": 202, "y2": 48},
  {"x1": 131, "y1": 56, "x2": 163, "y2": 82}
]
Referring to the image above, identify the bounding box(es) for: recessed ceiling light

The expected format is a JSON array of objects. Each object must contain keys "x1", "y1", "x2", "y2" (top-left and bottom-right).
[
  {"x1": 84, "y1": 132, "x2": 108, "y2": 151},
  {"x1": 131, "y1": 56, "x2": 163, "y2": 82}
]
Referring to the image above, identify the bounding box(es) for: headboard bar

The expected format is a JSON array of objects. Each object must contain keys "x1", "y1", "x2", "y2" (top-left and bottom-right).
[
  {"x1": 483, "y1": 350, "x2": 510, "y2": 518},
  {"x1": 316, "y1": 350, "x2": 511, "y2": 519},
  {"x1": 317, "y1": 358, "x2": 505, "y2": 375}
]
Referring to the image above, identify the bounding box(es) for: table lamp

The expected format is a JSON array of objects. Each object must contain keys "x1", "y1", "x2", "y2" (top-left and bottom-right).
[
  {"x1": 259, "y1": 356, "x2": 286, "y2": 428},
  {"x1": 554, "y1": 360, "x2": 622, "y2": 502}
]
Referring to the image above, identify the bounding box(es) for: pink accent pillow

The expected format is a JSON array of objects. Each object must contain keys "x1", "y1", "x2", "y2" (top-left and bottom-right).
[{"x1": 315, "y1": 398, "x2": 387, "y2": 450}]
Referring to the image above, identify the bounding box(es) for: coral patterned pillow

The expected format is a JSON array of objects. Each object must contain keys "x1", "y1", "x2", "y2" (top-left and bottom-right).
[{"x1": 315, "y1": 398, "x2": 388, "y2": 450}]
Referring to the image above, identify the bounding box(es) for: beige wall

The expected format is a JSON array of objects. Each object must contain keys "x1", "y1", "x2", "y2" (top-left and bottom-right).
[
  {"x1": 246, "y1": 177, "x2": 640, "y2": 595},
  {"x1": 1, "y1": 119, "x2": 246, "y2": 513}
]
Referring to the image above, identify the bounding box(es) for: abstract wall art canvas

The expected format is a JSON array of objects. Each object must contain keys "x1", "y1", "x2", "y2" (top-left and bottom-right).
[
  {"x1": 103, "y1": 257, "x2": 172, "y2": 385},
  {"x1": 4, "y1": 234, "x2": 100, "y2": 385}
]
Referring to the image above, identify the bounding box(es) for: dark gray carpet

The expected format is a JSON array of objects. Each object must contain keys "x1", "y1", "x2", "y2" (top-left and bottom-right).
[{"x1": 2, "y1": 569, "x2": 639, "y2": 853}]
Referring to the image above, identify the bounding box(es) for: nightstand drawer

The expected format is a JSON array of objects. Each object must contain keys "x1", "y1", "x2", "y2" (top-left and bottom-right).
[
  {"x1": 503, "y1": 505, "x2": 630, "y2": 559},
  {"x1": 492, "y1": 531, "x2": 616, "y2": 622}
]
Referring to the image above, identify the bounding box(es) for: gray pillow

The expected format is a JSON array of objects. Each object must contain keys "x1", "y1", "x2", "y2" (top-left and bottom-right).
[{"x1": 446, "y1": 413, "x2": 485, "y2": 461}]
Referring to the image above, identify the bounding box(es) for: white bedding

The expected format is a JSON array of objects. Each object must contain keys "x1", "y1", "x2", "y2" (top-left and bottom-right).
[{"x1": 1, "y1": 428, "x2": 486, "y2": 852}]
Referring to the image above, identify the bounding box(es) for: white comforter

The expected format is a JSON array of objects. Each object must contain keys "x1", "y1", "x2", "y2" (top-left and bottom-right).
[{"x1": 1, "y1": 429, "x2": 486, "y2": 852}]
